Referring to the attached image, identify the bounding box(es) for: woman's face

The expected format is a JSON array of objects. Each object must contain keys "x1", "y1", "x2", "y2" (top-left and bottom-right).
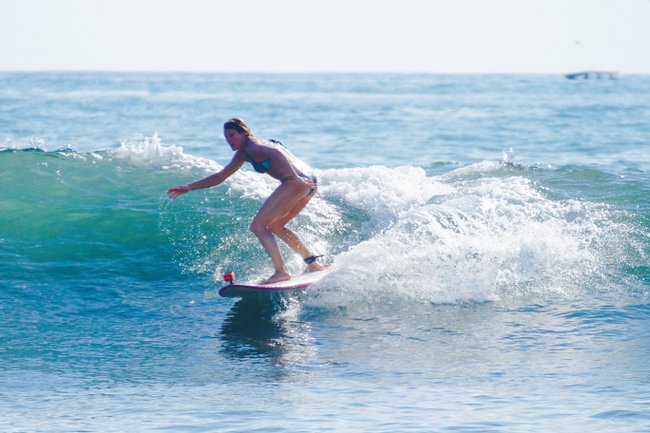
[{"x1": 224, "y1": 128, "x2": 246, "y2": 150}]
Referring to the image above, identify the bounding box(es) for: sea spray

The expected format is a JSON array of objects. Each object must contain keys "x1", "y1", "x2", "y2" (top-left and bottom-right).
[{"x1": 309, "y1": 162, "x2": 642, "y2": 306}]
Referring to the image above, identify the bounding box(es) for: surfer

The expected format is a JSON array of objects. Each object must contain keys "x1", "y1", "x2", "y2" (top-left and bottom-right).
[{"x1": 166, "y1": 118, "x2": 325, "y2": 284}]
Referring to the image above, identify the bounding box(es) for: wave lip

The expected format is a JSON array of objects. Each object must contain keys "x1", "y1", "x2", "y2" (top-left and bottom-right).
[{"x1": 110, "y1": 133, "x2": 220, "y2": 172}]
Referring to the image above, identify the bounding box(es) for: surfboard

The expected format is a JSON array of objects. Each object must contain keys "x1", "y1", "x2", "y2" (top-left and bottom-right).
[{"x1": 218, "y1": 269, "x2": 330, "y2": 298}]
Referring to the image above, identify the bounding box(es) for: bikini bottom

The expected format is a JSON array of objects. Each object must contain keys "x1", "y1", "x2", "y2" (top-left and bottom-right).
[{"x1": 280, "y1": 173, "x2": 318, "y2": 196}]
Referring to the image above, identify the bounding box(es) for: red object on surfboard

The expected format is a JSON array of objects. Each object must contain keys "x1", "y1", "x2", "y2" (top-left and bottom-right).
[
  {"x1": 219, "y1": 269, "x2": 330, "y2": 298},
  {"x1": 223, "y1": 272, "x2": 235, "y2": 283}
]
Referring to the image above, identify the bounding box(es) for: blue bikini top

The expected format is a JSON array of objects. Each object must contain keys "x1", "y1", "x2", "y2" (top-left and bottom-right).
[
  {"x1": 247, "y1": 139, "x2": 284, "y2": 174},
  {"x1": 250, "y1": 158, "x2": 271, "y2": 173}
]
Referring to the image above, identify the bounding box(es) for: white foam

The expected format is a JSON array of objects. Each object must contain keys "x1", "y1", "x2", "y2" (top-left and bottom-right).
[
  {"x1": 318, "y1": 165, "x2": 454, "y2": 231},
  {"x1": 309, "y1": 170, "x2": 622, "y2": 306}
]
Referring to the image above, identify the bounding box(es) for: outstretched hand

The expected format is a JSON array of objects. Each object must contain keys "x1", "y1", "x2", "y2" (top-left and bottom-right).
[{"x1": 167, "y1": 185, "x2": 190, "y2": 199}]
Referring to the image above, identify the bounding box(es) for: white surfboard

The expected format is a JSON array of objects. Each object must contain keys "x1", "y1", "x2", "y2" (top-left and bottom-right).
[{"x1": 218, "y1": 269, "x2": 330, "y2": 298}]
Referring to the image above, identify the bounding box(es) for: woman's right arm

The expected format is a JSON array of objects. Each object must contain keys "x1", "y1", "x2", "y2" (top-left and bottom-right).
[{"x1": 167, "y1": 152, "x2": 246, "y2": 199}]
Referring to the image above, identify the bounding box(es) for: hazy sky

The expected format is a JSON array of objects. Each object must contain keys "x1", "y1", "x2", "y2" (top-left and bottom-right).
[{"x1": 1, "y1": 0, "x2": 649, "y2": 73}]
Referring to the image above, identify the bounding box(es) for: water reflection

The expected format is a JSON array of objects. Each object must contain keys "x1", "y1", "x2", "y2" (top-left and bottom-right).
[{"x1": 220, "y1": 294, "x2": 316, "y2": 368}]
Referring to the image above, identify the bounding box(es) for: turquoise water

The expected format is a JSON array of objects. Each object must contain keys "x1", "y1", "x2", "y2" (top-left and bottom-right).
[{"x1": 1, "y1": 73, "x2": 649, "y2": 432}]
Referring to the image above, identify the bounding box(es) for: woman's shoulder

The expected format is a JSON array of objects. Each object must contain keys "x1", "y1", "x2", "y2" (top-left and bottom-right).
[
  {"x1": 254, "y1": 137, "x2": 285, "y2": 148},
  {"x1": 254, "y1": 140, "x2": 284, "y2": 155},
  {"x1": 232, "y1": 149, "x2": 249, "y2": 161}
]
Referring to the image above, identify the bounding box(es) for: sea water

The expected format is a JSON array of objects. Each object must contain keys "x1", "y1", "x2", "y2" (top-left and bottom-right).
[{"x1": 1, "y1": 73, "x2": 649, "y2": 432}]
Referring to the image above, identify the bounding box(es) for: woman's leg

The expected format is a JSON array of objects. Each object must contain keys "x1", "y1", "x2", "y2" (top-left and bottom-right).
[
  {"x1": 267, "y1": 188, "x2": 325, "y2": 272},
  {"x1": 250, "y1": 180, "x2": 311, "y2": 283}
]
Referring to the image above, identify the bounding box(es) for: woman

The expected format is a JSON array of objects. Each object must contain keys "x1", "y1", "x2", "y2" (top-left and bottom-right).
[{"x1": 167, "y1": 118, "x2": 325, "y2": 284}]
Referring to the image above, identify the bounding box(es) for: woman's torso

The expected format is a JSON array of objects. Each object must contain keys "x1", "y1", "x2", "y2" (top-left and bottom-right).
[{"x1": 242, "y1": 139, "x2": 313, "y2": 182}]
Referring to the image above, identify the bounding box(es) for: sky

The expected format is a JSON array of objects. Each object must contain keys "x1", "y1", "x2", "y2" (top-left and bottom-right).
[{"x1": 1, "y1": 0, "x2": 649, "y2": 73}]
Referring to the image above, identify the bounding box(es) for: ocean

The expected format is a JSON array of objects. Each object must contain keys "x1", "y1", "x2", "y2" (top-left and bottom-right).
[{"x1": 1, "y1": 72, "x2": 649, "y2": 432}]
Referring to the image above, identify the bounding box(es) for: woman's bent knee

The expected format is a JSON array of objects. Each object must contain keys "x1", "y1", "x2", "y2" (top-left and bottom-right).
[{"x1": 250, "y1": 220, "x2": 267, "y2": 235}]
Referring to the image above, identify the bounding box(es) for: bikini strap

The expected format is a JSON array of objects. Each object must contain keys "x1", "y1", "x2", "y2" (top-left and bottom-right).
[{"x1": 267, "y1": 138, "x2": 286, "y2": 147}]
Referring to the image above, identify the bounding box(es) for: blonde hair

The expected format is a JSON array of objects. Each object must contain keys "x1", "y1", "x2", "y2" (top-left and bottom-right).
[{"x1": 223, "y1": 118, "x2": 253, "y2": 136}]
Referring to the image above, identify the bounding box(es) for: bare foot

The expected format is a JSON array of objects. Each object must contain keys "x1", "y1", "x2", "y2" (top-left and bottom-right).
[{"x1": 260, "y1": 271, "x2": 291, "y2": 285}]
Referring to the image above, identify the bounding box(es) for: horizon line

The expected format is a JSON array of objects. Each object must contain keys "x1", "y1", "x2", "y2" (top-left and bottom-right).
[{"x1": 1, "y1": 69, "x2": 640, "y2": 76}]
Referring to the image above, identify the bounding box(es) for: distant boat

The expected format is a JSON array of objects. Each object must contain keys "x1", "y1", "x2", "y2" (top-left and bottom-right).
[{"x1": 565, "y1": 71, "x2": 618, "y2": 80}]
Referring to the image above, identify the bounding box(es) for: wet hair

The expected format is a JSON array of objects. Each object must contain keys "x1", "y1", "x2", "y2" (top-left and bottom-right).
[{"x1": 224, "y1": 118, "x2": 253, "y2": 136}]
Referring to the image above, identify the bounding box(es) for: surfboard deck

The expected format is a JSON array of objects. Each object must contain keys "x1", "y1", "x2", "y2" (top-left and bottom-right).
[{"x1": 219, "y1": 269, "x2": 329, "y2": 298}]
